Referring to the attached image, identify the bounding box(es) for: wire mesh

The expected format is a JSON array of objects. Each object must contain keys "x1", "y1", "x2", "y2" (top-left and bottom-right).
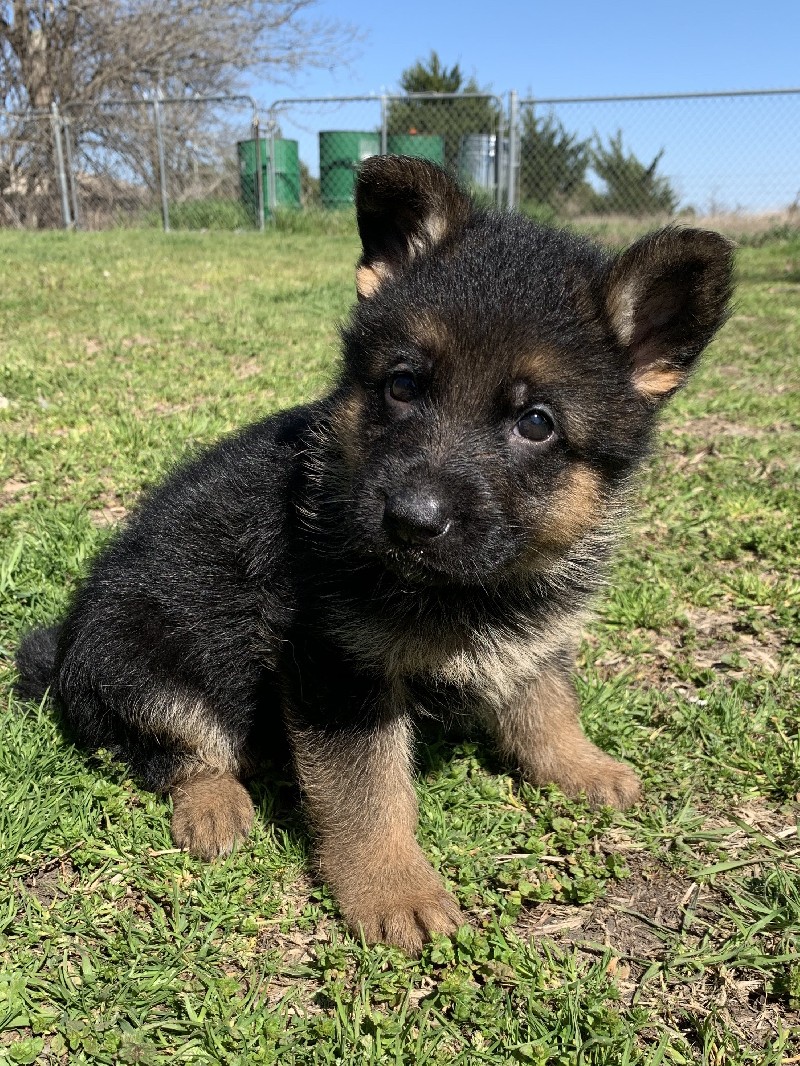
[
  {"x1": 63, "y1": 100, "x2": 163, "y2": 229},
  {"x1": 62, "y1": 96, "x2": 260, "y2": 230},
  {"x1": 0, "y1": 89, "x2": 797, "y2": 234},
  {"x1": 0, "y1": 110, "x2": 65, "y2": 228},
  {"x1": 157, "y1": 97, "x2": 260, "y2": 230},
  {"x1": 516, "y1": 90, "x2": 800, "y2": 237},
  {"x1": 266, "y1": 93, "x2": 506, "y2": 215}
]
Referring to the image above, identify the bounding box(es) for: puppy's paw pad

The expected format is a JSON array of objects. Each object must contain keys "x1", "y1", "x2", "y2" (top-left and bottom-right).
[
  {"x1": 346, "y1": 885, "x2": 464, "y2": 955},
  {"x1": 532, "y1": 744, "x2": 642, "y2": 811},
  {"x1": 583, "y1": 758, "x2": 642, "y2": 810},
  {"x1": 171, "y1": 773, "x2": 254, "y2": 860}
]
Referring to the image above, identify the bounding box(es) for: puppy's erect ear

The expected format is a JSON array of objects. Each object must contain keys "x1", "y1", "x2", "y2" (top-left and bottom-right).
[
  {"x1": 354, "y1": 156, "x2": 472, "y2": 299},
  {"x1": 605, "y1": 227, "x2": 735, "y2": 402}
]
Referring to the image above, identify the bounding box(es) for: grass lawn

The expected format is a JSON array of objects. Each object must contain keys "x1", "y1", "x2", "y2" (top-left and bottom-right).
[{"x1": 0, "y1": 226, "x2": 798, "y2": 1065}]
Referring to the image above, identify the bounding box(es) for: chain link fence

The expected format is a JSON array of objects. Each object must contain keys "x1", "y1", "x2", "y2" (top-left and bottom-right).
[
  {"x1": 0, "y1": 109, "x2": 65, "y2": 228},
  {"x1": 0, "y1": 88, "x2": 797, "y2": 235},
  {"x1": 64, "y1": 95, "x2": 261, "y2": 230},
  {"x1": 0, "y1": 95, "x2": 262, "y2": 231},
  {"x1": 515, "y1": 88, "x2": 800, "y2": 240},
  {"x1": 264, "y1": 93, "x2": 507, "y2": 214}
]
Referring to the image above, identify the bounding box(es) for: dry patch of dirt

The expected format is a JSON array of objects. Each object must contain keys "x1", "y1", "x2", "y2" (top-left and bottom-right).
[
  {"x1": 121, "y1": 335, "x2": 155, "y2": 350},
  {"x1": 518, "y1": 854, "x2": 693, "y2": 968},
  {"x1": 589, "y1": 607, "x2": 787, "y2": 692},
  {"x1": 149, "y1": 399, "x2": 194, "y2": 417},
  {"x1": 0, "y1": 476, "x2": 34, "y2": 508},
  {"x1": 516, "y1": 805, "x2": 799, "y2": 1050},
  {"x1": 253, "y1": 873, "x2": 332, "y2": 1013},
  {"x1": 88, "y1": 504, "x2": 128, "y2": 527},
  {"x1": 22, "y1": 852, "x2": 80, "y2": 908},
  {"x1": 231, "y1": 358, "x2": 263, "y2": 381},
  {"x1": 88, "y1": 490, "x2": 129, "y2": 527},
  {"x1": 677, "y1": 415, "x2": 784, "y2": 439}
]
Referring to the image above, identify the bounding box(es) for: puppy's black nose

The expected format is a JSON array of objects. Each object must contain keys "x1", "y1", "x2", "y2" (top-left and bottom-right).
[{"x1": 383, "y1": 491, "x2": 451, "y2": 545}]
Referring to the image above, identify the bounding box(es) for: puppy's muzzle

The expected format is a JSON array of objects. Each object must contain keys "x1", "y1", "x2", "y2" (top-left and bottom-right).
[{"x1": 383, "y1": 490, "x2": 452, "y2": 546}]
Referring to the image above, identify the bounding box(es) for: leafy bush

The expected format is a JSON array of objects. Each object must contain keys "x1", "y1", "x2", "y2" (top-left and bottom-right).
[
  {"x1": 588, "y1": 131, "x2": 678, "y2": 216},
  {"x1": 519, "y1": 110, "x2": 590, "y2": 209}
]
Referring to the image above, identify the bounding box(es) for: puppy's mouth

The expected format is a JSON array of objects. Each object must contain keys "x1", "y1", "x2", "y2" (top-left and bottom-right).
[
  {"x1": 379, "y1": 541, "x2": 453, "y2": 586},
  {"x1": 347, "y1": 483, "x2": 515, "y2": 586}
]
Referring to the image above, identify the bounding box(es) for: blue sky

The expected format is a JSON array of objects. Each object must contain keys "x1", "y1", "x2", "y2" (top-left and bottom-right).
[
  {"x1": 249, "y1": 0, "x2": 800, "y2": 212},
  {"x1": 271, "y1": 0, "x2": 799, "y2": 99}
]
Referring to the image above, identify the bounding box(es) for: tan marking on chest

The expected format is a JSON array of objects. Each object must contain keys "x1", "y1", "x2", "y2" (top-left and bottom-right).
[{"x1": 333, "y1": 608, "x2": 587, "y2": 711}]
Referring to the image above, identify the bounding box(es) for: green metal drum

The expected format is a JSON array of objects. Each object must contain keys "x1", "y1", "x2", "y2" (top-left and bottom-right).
[
  {"x1": 319, "y1": 131, "x2": 380, "y2": 208},
  {"x1": 387, "y1": 133, "x2": 445, "y2": 165},
  {"x1": 238, "y1": 138, "x2": 300, "y2": 219}
]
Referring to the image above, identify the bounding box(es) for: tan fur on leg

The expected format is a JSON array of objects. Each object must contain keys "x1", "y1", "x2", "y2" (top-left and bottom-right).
[
  {"x1": 289, "y1": 714, "x2": 463, "y2": 954},
  {"x1": 488, "y1": 669, "x2": 641, "y2": 809},
  {"x1": 171, "y1": 771, "x2": 255, "y2": 860}
]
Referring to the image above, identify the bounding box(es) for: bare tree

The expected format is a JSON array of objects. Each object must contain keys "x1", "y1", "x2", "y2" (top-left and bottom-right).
[
  {"x1": 0, "y1": 1, "x2": 356, "y2": 227},
  {"x1": 0, "y1": 1, "x2": 355, "y2": 111}
]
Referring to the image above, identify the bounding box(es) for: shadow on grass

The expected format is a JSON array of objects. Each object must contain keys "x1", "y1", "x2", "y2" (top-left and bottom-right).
[{"x1": 12, "y1": 655, "x2": 521, "y2": 876}]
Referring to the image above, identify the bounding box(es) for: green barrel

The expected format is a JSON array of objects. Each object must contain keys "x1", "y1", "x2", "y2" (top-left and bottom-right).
[
  {"x1": 319, "y1": 131, "x2": 380, "y2": 208},
  {"x1": 237, "y1": 138, "x2": 300, "y2": 220},
  {"x1": 387, "y1": 133, "x2": 445, "y2": 165}
]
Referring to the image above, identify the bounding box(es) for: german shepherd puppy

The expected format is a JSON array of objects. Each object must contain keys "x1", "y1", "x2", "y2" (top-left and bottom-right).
[{"x1": 16, "y1": 157, "x2": 733, "y2": 953}]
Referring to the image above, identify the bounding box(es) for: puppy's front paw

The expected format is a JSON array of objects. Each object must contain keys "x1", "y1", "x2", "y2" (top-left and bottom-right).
[
  {"x1": 171, "y1": 771, "x2": 254, "y2": 860},
  {"x1": 576, "y1": 755, "x2": 642, "y2": 809},
  {"x1": 524, "y1": 743, "x2": 642, "y2": 810},
  {"x1": 334, "y1": 856, "x2": 464, "y2": 955}
]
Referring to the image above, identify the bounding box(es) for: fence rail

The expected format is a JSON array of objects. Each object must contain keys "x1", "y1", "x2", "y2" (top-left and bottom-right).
[{"x1": 0, "y1": 88, "x2": 797, "y2": 234}]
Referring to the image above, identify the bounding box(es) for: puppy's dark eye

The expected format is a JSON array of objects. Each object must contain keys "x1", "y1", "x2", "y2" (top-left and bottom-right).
[
  {"x1": 387, "y1": 371, "x2": 417, "y2": 403},
  {"x1": 515, "y1": 407, "x2": 555, "y2": 442}
]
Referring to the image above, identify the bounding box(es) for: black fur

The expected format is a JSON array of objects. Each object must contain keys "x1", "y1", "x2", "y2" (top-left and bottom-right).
[
  {"x1": 15, "y1": 158, "x2": 734, "y2": 948},
  {"x1": 14, "y1": 624, "x2": 61, "y2": 702}
]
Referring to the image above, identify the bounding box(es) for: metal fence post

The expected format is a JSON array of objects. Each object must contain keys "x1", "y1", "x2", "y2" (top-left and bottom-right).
[
  {"x1": 253, "y1": 112, "x2": 265, "y2": 231},
  {"x1": 61, "y1": 115, "x2": 80, "y2": 229},
  {"x1": 507, "y1": 89, "x2": 519, "y2": 210},
  {"x1": 494, "y1": 96, "x2": 503, "y2": 206},
  {"x1": 267, "y1": 120, "x2": 277, "y2": 218},
  {"x1": 380, "y1": 95, "x2": 388, "y2": 155},
  {"x1": 152, "y1": 94, "x2": 170, "y2": 232},
  {"x1": 50, "y1": 103, "x2": 72, "y2": 229}
]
